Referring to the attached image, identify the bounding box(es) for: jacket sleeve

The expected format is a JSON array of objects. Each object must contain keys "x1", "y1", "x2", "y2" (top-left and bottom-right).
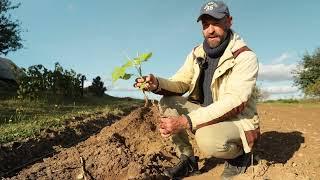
[
  {"x1": 153, "y1": 51, "x2": 195, "y2": 96},
  {"x1": 187, "y1": 51, "x2": 259, "y2": 130}
]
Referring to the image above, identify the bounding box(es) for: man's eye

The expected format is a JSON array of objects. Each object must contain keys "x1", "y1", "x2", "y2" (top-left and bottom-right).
[{"x1": 203, "y1": 23, "x2": 209, "y2": 28}]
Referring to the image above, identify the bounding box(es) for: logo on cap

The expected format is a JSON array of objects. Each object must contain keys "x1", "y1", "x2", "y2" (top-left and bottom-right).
[{"x1": 204, "y1": 2, "x2": 218, "y2": 12}]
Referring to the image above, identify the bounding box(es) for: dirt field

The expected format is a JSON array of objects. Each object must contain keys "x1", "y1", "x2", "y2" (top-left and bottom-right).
[{"x1": 1, "y1": 103, "x2": 320, "y2": 180}]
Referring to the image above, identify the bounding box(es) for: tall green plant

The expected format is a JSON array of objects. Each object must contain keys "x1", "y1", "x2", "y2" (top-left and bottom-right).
[{"x1": 112, "y1": 52, "x2": 152, "y2": 107}]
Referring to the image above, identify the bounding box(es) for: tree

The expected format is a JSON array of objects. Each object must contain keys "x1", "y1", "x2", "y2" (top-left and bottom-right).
[
  {"x1": 0, "y1": 0, "x2": 23, "y2": 55},
  {"x1": 252, "y1": 85, "x2": 270, "y2": 102},
  {"x1": 17, "y1": 63, "x2": 84, "y2": 99},
  {"x1": 88, "y1": 76, "x2": 106, "y2": 96},
  {"x1": 293, "y1": 48, "x2": 320, "y2": 98},
  {"x1": 305, "y1": 79, "x2": 320, "y2": 98}
]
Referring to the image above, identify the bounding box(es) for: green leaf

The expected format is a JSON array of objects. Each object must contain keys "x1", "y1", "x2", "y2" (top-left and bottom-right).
[
  {"x1": 123, "y1": 60, "x2": 134, "y2": 68},
  {"x1": 133, "y1": 52, "x2": 152, "y2": 65},
  {"x1": 140, "y1": 52, "x2": 152, "y2": 62},
  {"x1": 112, "y1": 66, "x2": 126, "y2": 83},
  {"x1": 112, "y1": 66, "x2": 134, "y2": 82},
  {"x1": 121, "y1": 73, "x2": 133, "y2": 80}
]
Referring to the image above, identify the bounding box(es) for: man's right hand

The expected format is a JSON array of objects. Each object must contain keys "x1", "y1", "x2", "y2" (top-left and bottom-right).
[{"x1": 133, "y1": 74, "x2": 159, "y2": 92}]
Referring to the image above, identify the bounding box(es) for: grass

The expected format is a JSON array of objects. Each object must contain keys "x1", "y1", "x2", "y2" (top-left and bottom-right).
[
  {"x1": 259, "y1": 98, "x2": 320, "y2": 108},
  {"x1": 0, "y1": 94, "x2": 144, "y2": 144}
]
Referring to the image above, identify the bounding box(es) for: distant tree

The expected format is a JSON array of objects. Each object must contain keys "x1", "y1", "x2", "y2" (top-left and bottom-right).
[
  {"x1": 305, "y1": 79, "x2": 320, "y2": 98},
  {"x1": 88, "y1": 76, "x2": 106, "y2": 96},
  {"x1": 293, "y1": 48, "x2": 320, "y2": 98},
  {"x1": 0, "y1": 0, "x2": 23, "y2": 55},
  {"x1": 252, "y1": 85, "x2": 270, "y2": 102},
  {"x1": 18, "y1": 63, "x2": 84, "y2": 99}
]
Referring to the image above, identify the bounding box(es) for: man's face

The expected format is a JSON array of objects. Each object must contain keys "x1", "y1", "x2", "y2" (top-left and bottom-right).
[{"x1": 201, "y1": 15, "x2": 232, "y2": 48}]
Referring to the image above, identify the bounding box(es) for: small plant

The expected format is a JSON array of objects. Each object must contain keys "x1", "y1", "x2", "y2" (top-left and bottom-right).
[{"x1": 112, "y1": 52, "x2": 152, "y2": 107}]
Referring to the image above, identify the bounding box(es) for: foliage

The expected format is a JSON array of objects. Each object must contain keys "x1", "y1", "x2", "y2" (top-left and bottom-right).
[
  {"x1": 112, "y1": 52, "x2": 152, "y2": 84},
  {"x1": 0, "y1": 0, "x2": 23, "y2": 55},
  {"x1": 305, "y1": 79, "x2": 320, "y2": 97},
  {"x1": 112, "y1": 52, "x2": 152, "y2": 106},
  {"x1": 263, "y1": 99, "x2": 300, "y2": 104},
  {"x1": 293, "y1": 48, "x2": 320, "y2": 97},
  {"x1": 17, "y1": 63, "x2": 85, "y2": 99},
  {"x1": 252, "y1": 85, "x2": 270, "y2": 102},
  {"x1": 88, "y1": 76, "x2": 107, "y2": 96}
]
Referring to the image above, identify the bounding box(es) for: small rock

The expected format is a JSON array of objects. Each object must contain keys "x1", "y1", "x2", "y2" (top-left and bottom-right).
[
  {"x1": 117, "y1": 148, "x2": 122, "y2": 155},
  {"x1": 76, "y1": 173, "x2": 84, "y2": 180},
  {"x1": 292, "y1": 162, "x2": 297, "y2": 167},
  {"x1": 127, "y1": 162, "x2": 142, "y2": 179}
]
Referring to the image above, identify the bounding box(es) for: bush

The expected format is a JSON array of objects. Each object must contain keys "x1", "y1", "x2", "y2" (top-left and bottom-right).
[
  {"x1": 18, "y1": 63, "x2": 85, "y2": 99},
  {"x1": 88, "y1": 76, "x2": 106, "y2": 96}
]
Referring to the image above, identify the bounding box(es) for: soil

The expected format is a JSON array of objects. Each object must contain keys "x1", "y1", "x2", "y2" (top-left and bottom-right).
[{"x1": 1, "y1": 103, "x2": 320, "y2": 180}]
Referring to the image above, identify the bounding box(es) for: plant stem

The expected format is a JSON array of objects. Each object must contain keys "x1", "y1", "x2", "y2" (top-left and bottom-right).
[
  {"x1": 142, "y1": 91, "x2": 149, "y2": 107},
  {"x1": 136, "y1": 64, "x2": 149, "y2": 107}
]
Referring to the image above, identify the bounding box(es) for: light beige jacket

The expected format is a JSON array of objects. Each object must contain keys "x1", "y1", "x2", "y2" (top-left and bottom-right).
[{"x1": 155, "y1": 31, "x2": 260, "y2": 153}]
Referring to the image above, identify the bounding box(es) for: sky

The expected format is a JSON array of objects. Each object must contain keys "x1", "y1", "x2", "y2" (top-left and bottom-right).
[{"x1": 4, "y1": 0, "x2": 320, "y2": 100}]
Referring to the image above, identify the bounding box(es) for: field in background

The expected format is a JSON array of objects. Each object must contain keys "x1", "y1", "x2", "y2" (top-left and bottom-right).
[
  {"x1": 1, "y1": 96, "x2": 319, "y2": 144},
  {"x1": 0, "y1": 94, "x2": 143, "y2": 143}
]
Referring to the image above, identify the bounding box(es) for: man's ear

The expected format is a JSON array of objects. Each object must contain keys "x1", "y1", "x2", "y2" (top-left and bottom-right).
[{"x1": 227, "y1": 16, "x2": 233, "y2": 28}]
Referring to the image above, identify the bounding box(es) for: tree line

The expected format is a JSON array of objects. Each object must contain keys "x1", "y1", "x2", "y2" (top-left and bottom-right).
[{"x1": 17, "y1": 62, "x2": 106, "y2": 99}]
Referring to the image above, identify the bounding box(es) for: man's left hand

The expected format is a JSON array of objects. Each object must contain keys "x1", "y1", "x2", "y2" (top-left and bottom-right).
[{"x1": 159, "y1": 115, "x2": 189, "y2": 138}]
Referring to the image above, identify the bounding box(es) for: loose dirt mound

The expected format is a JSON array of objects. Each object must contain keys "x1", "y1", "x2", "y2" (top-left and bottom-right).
[{"x1": 7, "y1": 106, "x2": 181, "y2": 180}]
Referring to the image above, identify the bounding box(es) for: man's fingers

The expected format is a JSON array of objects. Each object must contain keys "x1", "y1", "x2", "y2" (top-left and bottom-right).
[
  {"x1": 159, "y1": 128, "x2": 171, "y2": 138},
  {"x1": 161, "y1": 133, "x2": 171, "y2": 138},
  {"x1": 160, "y1": 117, "x2": 169, "y2": 123},
  {"x1": 159, "y1": 122, "x2": 166, "y2": 129},
  {"x1": 135, "y1": 76, "x2": 148, "y2": 83}
]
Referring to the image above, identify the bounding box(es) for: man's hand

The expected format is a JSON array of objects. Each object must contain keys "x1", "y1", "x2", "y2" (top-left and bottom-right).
[
  {"x1": 133, "y1": 74, "x2": 158, "y2": 91},
  {"x1": 159, "y1": 115, "x2": 189, "y2": 138}
]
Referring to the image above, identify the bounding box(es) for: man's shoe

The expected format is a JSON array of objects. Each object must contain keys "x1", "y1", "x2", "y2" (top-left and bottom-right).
[
  {"x1": 220, "y1": 153, "x2": 251, "y2": 180},
  {"x1": 164, "y1": 154, "x2": 200, "y2": 178}
]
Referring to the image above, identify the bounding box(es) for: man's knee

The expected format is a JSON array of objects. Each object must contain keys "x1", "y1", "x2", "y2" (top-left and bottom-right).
[
  {"x1": 159, "y1": 96, "x2": 184, "y2": 106},
  {"x1": 195, "y1": 130, "x2": 242, "y2": 159}
]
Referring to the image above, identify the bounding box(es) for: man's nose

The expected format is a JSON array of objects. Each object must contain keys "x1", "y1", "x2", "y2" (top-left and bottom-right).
[{"x1": 208, "y1": 24, "x2": 215, "y2": 34}]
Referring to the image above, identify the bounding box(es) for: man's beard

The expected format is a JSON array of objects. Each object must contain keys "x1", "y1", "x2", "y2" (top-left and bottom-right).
[{"x1": 204, "y1": 28, "x2": 229, "y2": 48}]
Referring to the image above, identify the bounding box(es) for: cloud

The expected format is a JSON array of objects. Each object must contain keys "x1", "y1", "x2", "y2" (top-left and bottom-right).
[
  {"x1": 258, "y1": 52, "x2": 301, "y2": 81},
  {"x1": 109, "y1": 85, "x2": 137, "y2": 92},
  {"x1": 263, "y1": 85, "x2": 299, "y2": 94},
  {"x1": 258, "y1": 63, "x2": 297, "y2": 81},
  {"x1": 271, "y1": 52, "x2": 291, "y2": 63}
]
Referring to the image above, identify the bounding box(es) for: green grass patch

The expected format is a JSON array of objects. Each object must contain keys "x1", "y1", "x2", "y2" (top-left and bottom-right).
[
  {"x1": 259, "y1": 98, "x2": 320, "y2": 107},
  {"x1": 0, "y1": 94, "x2": 143, "y2": 144}
]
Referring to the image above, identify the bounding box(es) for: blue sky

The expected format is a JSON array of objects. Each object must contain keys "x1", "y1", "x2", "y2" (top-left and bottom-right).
[{"x1": 5, "y1": 0, "x2": 320, "y2": 100}]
